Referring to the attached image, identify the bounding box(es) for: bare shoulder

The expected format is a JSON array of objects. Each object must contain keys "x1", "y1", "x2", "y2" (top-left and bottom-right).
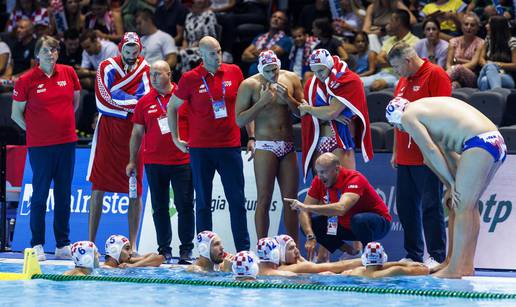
[
  {"x1": 280, "y1": 70, "x2": 302, "y2": 84},
  {"x1": 240, "y1": 76, "x2": 261, "y2": 91},
  {"x1": 186, "y1": 264, "x2": 204, "y2": 273}
]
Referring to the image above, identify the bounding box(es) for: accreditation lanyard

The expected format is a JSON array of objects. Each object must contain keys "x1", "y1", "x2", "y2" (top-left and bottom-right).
[
  {"x1": 156, "y1": 96, "x2": 170, "y2": 135},
  {"x1": 202, "y1": 76, "x2": 228, "y2": 119},
  {"x1": 327, "y1": 189, "x2": 340, "y2": 236}
]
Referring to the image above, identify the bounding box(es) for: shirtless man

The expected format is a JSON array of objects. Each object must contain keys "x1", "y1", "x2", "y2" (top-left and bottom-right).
[
  {"x1": 235, "y1": 50, "x2": 303, "y2": 244},
  {"x1": 385, "y1": 96, "x2": 506, "y2": 278},
  {"x1": 64, "y1": 241, "x2": 100, "y2": 276},
  {"x1": 342, "y1": 242, "x2": 429, "y2": 278},
  {"x1": 187, "y1": 231, "x2": 233, "y2": 273},
  {"x1": 103, "y1": 235, "x2": 163, "y2": 268},
  {"x1": 275, "y1": 234, "x2": 362, "y2": 274},
  {"x1": 256, "y1": 237, "x2": 297, "y2": 277}
]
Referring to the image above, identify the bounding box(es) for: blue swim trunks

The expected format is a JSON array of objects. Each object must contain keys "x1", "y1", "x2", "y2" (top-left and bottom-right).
[{"x1": 462, "y1": 131, "x2": 507, "y2": 162}]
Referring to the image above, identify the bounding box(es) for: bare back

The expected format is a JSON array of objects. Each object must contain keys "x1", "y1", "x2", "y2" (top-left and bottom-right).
[
  {"x1": 403, "y1": 97, "x2": 498, "y2": 153},
  {"x1": 246, "y1": 71, "x2": 300, "y2": 141}
]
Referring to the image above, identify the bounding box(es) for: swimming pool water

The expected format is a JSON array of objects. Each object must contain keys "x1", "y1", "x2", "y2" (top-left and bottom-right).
[{"x1": 1, "y1": 263, "x2": 515, "y2": 306}]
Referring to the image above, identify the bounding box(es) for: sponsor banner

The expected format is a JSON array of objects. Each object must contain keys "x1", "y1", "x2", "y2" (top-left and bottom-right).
[
  {"x1": 138, "y1": 152, "x2": 284, "y2": 256},
  {"x1": 12, "y1": 148, "x2": 148, "y2": 253}
]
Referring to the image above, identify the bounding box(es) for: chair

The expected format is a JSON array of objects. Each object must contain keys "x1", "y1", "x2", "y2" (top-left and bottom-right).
[
  {"x1": 469, "y1": 91, "x2": 507, "y2": 126},
  {"x1": 384, "y1": 126, "x2": 395, "y2": 152},
  {"x1": 366, "y1": 90, "x2": 394, "y2": 123},
  {"x1": 370, "y1": 122, "x2": 389, "y2": 151},
  {"x1": 499, "y1": 125, "x2": 516, "y2": 154}
]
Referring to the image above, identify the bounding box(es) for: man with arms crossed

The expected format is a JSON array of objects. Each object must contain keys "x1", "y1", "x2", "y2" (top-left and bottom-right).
[
  {"x1": 385, "y1": 96, "x2": 506, "y2": 278},
  {"x1": 235, "y1": 50, "x2": 303, "y2": 244}
]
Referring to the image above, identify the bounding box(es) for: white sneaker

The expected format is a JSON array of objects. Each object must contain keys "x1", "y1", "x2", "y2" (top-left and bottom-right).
[
  {"x1": 423, "y1": 257, "x2": 441, "y2": 270},
  {"x1": 399, "y1": 257, "x2": 415, "y2": 263},
  {"x1": 55, "y1": 245, "x2": 72, "y2": 260},
  {"x1": 33, "y1": 244, "x2": 46, "y2": 261}
]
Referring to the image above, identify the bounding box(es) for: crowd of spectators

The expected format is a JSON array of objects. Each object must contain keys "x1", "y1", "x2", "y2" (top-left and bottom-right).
[{"x1": 0, "y1": 0, "x2": 515, "y2": 136}]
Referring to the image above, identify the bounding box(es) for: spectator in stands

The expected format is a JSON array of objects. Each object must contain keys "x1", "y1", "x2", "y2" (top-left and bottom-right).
[
  {"x1": 362, "y1": 0, "x2": 416, "y2": 52},
  {"x1": 34, "y1": 18, "x2": 51, "y2": 39},
  {"x1": 120, "y1": 0, "x2": 156, "y2": 33},
  {"x1": 77, "y1": 29, "x2": 118, "y2": 90},
  {"x1": 421, "y1": 0, "x2": 467, "y2": 40},
  {"x1": 445, "y1": 12, "x2": 483, "y2": 88},
  {"x1": 477, "y1": 16, "x2": 516, "y2": 90},
  {"x1": 0, "y1": 39, "x2": 12, "y2": 81},
  {"x1": 84, "y1": 0, "x2": 124, "y2": 43},
  {"x1": 298, "y1": 0, "x2": 331, "y2": 35},
  {"x1": 210, "y1": 0, "x2": 237, "y2": 63},
  {"x1": 414, "y1": 18, "x2": 449, "y2": 68},
  {"x1": 242, "y1": 10, "x2": 293, "y2": 76},
  {"x1": 11, "y1": 35, "x2": 81, "y2": 262},
  {"x1": 10, "y1": 19, "x2": 36, "y2": 77},
  {"x1": 58, "y1": 29, "x2": 83, "y2": 68},
  {"x1": 154, "y1": 0, "x2": 188, "y2": 46},
  {"x1": 178, "y1": 0, "x2": 218, "y2": 73},
  {"x1": 361, "y1": 9, "x2": 419, "y2": 91},
  {"x1": 312, "y1": 18, "x2": 349, "y2": 61},
  {"x1": 6, "y1": 0, "x2": 54, "y2": 34},
  {"x1": 388, "y1": 42, "x2": 450, "y2": 270},
  {"x1": 289, "y1": 26, "x2": 318, "y2": 82},
  {"x1": 63, "y1": 0, "x2": 85, "y2": 32},
  {"x1": 136, "y1": 9, "x2": 178, "y2": 71},
  {"x1": 351, "y1": 31, "x2": 377, "y2": 77},
  {"x1": 332, "y1": 0, "x2": 364, "y2": 44},
  {"x1": 467, "y1": 0, "x2": 513, "y2": 20}
]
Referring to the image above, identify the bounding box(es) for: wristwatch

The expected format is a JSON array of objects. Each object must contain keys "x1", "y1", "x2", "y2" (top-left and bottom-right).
[
  {"x1": 306, "y1": 234, "x2": 316, "y2": 241},
  {"x1": 248, "y1": 136, "x2": 256, "y2": 141}
]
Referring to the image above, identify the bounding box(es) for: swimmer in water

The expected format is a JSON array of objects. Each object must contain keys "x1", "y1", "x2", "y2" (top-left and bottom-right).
[
  {"x1": 256, "y1": 237, "x2": 296, "y2": 277},
  {"x1": 385, "y1": 96, "x2": 506, "y2": 278},
  {"x1": 341, "y1": 242, "x2": 429, "y2": 278},
  {"x1": 104, "y1": 235, "x2": 163, "y2": 268},
  {"x1": 64, "y1": 241, "x2": 100, "y2": 276},
  {"x1": 232, "y1": 250, "x2": 260, "y2": 281},
  {"x1": 187, "y1": 231, "x2": 233, "y2": 273}
]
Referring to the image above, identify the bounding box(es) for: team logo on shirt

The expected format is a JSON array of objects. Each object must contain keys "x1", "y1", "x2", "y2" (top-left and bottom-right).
[
  {"x1": 412, "y1": 86, "x2": 420, "y2": 92},
  {"x1": 223, "y1": 81, "x2": 232, "y2": 87},
  {"x1": 348, "y1": 184, "x2": 358, "y2": 189},
  {"x1": 36, "y1": 83, "x2": 46, "y2": 94},
  {"x1": 198, "y1": 84, "x2": 207, "y2": 94},
  {"x1": 399, "y1": 87, "x2": 406, "y2": 94},
  {"x1": 57, "y1": 81, "x2": 67, "y2": 87},
  {"x1": 150, "y1": 104, "x2": 157, "y2": 109}
]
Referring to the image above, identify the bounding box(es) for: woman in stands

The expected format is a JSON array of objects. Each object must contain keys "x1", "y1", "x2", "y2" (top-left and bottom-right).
[
  {"x1": 446, "y1": 12, "x2": 484, "y2": 89},
  {"x1": 414, "y1": 18, "x2": 449, "y2": 68},
  {"x1": 477, "y1": 15, "x2": 516, "y2": 90}
]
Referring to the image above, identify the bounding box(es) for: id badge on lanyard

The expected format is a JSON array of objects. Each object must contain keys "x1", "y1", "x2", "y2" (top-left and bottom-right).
[
  {"x1": 202, "y1": 76, "x2": 227, "y2": 119},
  {"x1": 156, "y1": 97, "x2": 170, "y2": 134},
  {"x1": 327, "y1": 190, "x2": 340, "y2": 236}
]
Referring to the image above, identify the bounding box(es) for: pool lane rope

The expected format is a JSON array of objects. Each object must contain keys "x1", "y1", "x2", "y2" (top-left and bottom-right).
[{"x1": 32, "y1": 274, "x2": 516, "y2": 300}]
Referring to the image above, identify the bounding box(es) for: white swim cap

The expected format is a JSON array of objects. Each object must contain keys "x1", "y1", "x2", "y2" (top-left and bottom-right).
[
  {"x1": 385, "y1": 97, "x2": 409, "y2": 126},
  {"x1": 361, "y1": 242, "x2": 388, "y2": 267},
  {"x1": 105, "y1": 234, "x2": 130, "y2": 263},
  {"x1": 308, "y1": 49, "x2": 334, "y2": 69},
  {"x1": 257, "y1": 50, "x2": 281, "y2": 75},
  {"x1": 232, "y1": 251, "x2": 259, "y2": 278},
  {"x1": 71, "y1": 241, "x2": 98, "y2": 269},
  {"x1": 197, "y1": 231, "x2": 218, "y2": 261},
  {"x1": 256, "y1": 237, "x2": 280, "y2": 265},
  {"x1": 274, "y1": 234, "x2": 294, "y2": 264}
]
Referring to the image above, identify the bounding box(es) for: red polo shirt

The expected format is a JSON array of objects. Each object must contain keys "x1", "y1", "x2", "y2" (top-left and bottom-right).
[
  {"x1": 174, "y1": 63, "x2": 243, "y2": 148},
  {"x1": 133, "y1": 85, "x2": 190, "y2": 165},
  {"x1": 394, "y1": 60, "x2": 452, "y2": 165},
  {"x1": 13, "y1": 64, "x2": 80, "y2": 147},
  {"x1": 307, "y1": 168, "x2": 391, "y2": 230}
]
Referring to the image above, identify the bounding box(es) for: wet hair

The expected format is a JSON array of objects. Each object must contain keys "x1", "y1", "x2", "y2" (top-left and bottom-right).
[
  {"x1": 422, "y1": 18, "x2": 440, "y2": 32},
  {"x1": 487, "y1": 16, "x2": 512, "y2": 63},
  {"x1": 35, "y1": 35, "x2": 60, "y2": 55}
]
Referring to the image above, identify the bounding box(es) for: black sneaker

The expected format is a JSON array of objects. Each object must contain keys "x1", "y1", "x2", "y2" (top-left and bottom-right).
[
  {"x1": 159, "y1": 249, "x2": 173, "y2": 264},
  {"x1": 178, "y1": 250, "x2": 192, "y2": 265}
]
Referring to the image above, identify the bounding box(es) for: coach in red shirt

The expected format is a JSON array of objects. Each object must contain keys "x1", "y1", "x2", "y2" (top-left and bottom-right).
[
  {"x1": 285, "y1": 153, "x2": 391, "y2": 260},
  {"x1": 126, "y1": 60, "x2": 193, "y2": 264},
  {"x1": 11, "y1": 36, "x2": 81, "y2": 261},
  {"x1": 387, "y1": 42, "x2": 451, "y2": 267},
  {"x1": 167, "y1": 36, "x2": 250, "y2": 252}
]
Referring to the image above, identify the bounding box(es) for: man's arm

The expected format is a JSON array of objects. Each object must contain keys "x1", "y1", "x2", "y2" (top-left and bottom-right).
[
  {"x1": 126, "y1": 124, "x2": 145, "y2": 176},
  {"x1": 286, "y1": 192, "x2": 360, "y2": 217},
  {"x1": 281, "y1": 258, "x2": 362, "y2": 273},
  {"x1": 235, "y1": 81, "x2": 272, "y2": 127},
  {"x1": 167, "y1": 95, "x2": 188, "y2": 152},
  {"x1": 164, "y1": 53, "x2": 178, "y2": 70},
  {"x1": 276, "y1": 72, "x2": 303, "y2": 116},
  {"x1": 402, "y1": 116, "x2": 454, "y2": 187},
  {"x1": 376, "y1": 51, "x2": 389, "y2": 68},
  {"x1": 242, "y1": 44, "x2": 260, "y2": 63},
  {"x1": 298, "y1": 195, "x2": 320, "y2": 261},
  {"x1": 11, "y1": 100, "x2": 27, "y2": 130},
  {"x1": 298, "y1": 96, "x2": 346, "y2": 121},
  {"x1": 124, "y1": 253, "x2": 164, "y2": 267},
  {"x1": 373, "y1": 265, "x2": 429, "y2": 278}
]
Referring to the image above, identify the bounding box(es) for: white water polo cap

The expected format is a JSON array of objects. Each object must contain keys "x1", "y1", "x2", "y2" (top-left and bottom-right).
[
  {"x1": 257, "y1": 50, "x2": 281, "y2": 75},
  {"x1": 105, "y1": 234, "x2": 130, "y2": 263},
  {"x1": 274, "y1": 234, "x2": 294, "y2": 264},
  {"x1": 361, "y1": 242, "x2": 388, "y2": 267},
  {"x1": 256, "y1": 237, "x2": 280, "y2": 265},
  {"x1": 232, "y1": 251, "x2": 259, "y2": 278},
  {"x1": 71, "y1": 241, "x2": 98, "y2": 269},
  {"x1": 308, "y1": 49, "x2": 334, "y2": 69},
  {"x1": 385, "y1": 97, "x2": 409, "y2": 126},
  {"x1": 197, "y1": 231, "x2": 218, "y2": 261}
]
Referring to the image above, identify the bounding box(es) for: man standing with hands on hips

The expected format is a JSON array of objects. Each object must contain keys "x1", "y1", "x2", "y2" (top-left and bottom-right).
[
  {"x1": 127, "y1": 60, "x2": 194, "y2": 264},
  {"x1": 167, "y1": 36, "x2": 250, "y2": 252},
  {"x1": 87, "y1": 32, "x2": 151, "y2": 252}
]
